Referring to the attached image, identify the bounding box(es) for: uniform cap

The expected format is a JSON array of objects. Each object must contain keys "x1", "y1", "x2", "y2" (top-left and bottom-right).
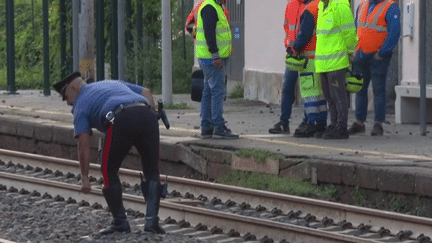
[{"x1": 53, "y1": 72, "x2": 81, "y2": 99}]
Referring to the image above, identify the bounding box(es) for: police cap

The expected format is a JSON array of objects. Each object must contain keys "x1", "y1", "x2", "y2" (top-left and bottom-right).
[{"x1": 53, "y1": 72, "x2": 81, "y2": 100}]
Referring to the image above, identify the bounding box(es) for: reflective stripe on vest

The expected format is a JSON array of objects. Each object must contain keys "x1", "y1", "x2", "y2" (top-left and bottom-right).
[
  {"x1": 196, "y1": 0, "x2": 232, "y2": 59},
  {"x1": 356, "y1": 0, "x2": 393, "y2": 53},
  {"x1": 357, "y1": 0, "x2": 391, "y2": 32},
  {"x1": 284, "y1": 0, "x2": 304, "y2": 49},
  {"x1": 315, "y1": 0, "x2": 356, "y2": 72}
]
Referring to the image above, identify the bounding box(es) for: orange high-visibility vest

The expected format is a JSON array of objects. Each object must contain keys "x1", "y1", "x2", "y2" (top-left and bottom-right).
[
  {"x1": 299, "y1": 0, "x2": 319, "y2": 59},
  {"x1": 186, "y1": 0, "x2": 229, "y2": 27},
  {"x1": 356, "y1": 0, "x2": 394, "y2": 53},
  {"x1": 284, "y1": 0, "x2": 305, "y2": 49},
  {"x1": 185, "y1": 0, "x2": 229, "y2": 39}
]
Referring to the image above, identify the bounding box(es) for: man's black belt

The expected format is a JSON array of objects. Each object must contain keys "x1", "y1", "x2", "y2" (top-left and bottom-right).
[{"x1": 105, "y1": 101, "x2": 150, "y2": 126}]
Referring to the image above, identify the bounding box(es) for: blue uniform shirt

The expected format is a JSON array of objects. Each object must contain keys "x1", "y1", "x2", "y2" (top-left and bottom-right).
[{"x1": 72, "y1": 80, "x2": 149, "y2": 137}]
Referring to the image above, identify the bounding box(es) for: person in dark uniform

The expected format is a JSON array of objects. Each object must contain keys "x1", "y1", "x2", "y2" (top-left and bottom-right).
[{"x1": 53, "y1": 72, "x2": 165, "y2": 235}]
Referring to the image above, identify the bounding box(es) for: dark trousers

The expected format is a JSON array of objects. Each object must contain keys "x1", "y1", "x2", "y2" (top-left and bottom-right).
[
  {"x1": 353, "y1": 56, "x2": 391, "y2": 123},
  {"x1": 320, "y1": 69, "x2": 349, "y2": 128},
  {"x1": 101, "y1": 105, "x2": 160, "y2": 188}
]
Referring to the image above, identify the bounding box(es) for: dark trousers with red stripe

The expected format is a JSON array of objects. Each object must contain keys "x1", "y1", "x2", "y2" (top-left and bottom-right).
[{"x1": 102, "y1": 105, "x2": 160, "y2": 188}]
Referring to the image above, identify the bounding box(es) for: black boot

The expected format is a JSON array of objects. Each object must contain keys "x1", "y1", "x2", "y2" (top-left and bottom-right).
[
  {"x1": 141, "y1": 180, "x2": 165, "y2": 234},
  {"x1": 99, "y1": 184, "x2": 131, "y2": 235}
]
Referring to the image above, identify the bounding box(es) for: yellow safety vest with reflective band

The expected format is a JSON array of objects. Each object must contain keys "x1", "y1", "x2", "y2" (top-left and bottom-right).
[
  {"x1": 196, "y1": 0, "x2": 232, "y2": 59},
  {"x1": 315, "y1": 0, "x2": 357, "y2": 73}
]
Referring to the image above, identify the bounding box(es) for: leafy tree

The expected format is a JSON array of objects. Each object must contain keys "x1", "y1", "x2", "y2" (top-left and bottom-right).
[{"x1": 0, "y1": 0, "x2": 195, "y2": 93}]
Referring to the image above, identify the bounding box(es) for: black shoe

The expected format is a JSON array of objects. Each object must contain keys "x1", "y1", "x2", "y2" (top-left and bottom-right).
[
  {"x1": 269, "y1": 121, "x2": 290, "y2": 134},
  {"x1": 141, "y1": 180, "x2": 166, "y2": 234},
  {"x1": 371, "y1": 123, "x2": 383, "y2": 136},
  {"x1": 314, "y1": 124, "x2": 335, "y2": 139},
  {"x1": 294, "y1": 123, "x2": 318, "y2": 138},
  {"x1": 201, "y1": 129, "x2": 213, "y2": 139},
  {"x1": 100, "y1": 185, "x2": 131, "y2": 235},
  {"x1": 294, "y1": 120, "x2": 308, "y2": 134},
  {"x1": 99, "y1": 218, "x2": 131, "y2": 235},
  {"x1": 213, "y1": 126, "x2": 239, "y2": 139},
  {"x1": 322, "y1": 125, "x2": 349, "y2": 139},
  {"x1": 348, "y1": 122, "x2": 365, "y2": 135}
]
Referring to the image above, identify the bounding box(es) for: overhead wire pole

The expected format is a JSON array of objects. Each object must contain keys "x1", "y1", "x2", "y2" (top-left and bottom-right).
[
  {"x1": 419, "y1": 0, "x2": 426, "y2": 136},
  {"x1": 79, "y1": 0, "x2": 95, "y2": 83},
  {"x1": 5, "y1": 0, "x2": 16, "y2": 94},
  {"x1": 72, "y1": 0, "x2": 79, "y2": 72},
  {"x1": 43, "y1": 0, "x2": 50, "y2": 96},
  {"x1": 162, "y1": 0, "x2": 173, "y2": 104},
  {"x1": 96, "y1": 0, "x2": 105, "y2": 81}
]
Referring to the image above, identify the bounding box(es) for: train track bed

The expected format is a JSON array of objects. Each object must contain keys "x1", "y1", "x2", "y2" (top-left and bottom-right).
[{"x1": 0, "y1": 149, "x2": 431, "y2": 243}]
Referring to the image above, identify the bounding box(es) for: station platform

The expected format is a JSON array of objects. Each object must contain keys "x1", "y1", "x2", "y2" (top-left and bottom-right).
[{"x1": 1, "y1": 90, "x2": 432, "y2": 214}]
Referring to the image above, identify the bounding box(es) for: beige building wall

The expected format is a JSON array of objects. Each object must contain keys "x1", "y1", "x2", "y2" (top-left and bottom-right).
[
  {"x1": 395, "y1": 0, "x2": 432, "y2": 123},
  {"x1": 243, "y1": 0, "x2": 287, "y2": 104}
]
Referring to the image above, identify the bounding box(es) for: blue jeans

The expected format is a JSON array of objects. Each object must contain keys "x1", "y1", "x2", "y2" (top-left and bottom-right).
[
  {"x1": 199, "y1": 59, "x2": 227, "y2": 132},
  {"x1": 353, "y1": 55, "x2": 391, "y2": 123},
  {"x1": 280, "y1": 67, "x2": 299, "y2": 126}
]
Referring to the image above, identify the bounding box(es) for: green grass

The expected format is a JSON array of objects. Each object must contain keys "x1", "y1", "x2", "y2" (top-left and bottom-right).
[
  {"x1": 235, "y1": 148, "x2": 285, "y2": 164},
  {"x1": 228, "y1": 83, "x2": 244, "y2": 99},
  {"x1": 164, "y1": 102, "x2": 193, "y2": 110},
  {"x1": 351, "y1": 186, "x2": 366, "y2": 206},
  {"x1": 216, "y1": 170, "x2": 338, "y2": 199}
]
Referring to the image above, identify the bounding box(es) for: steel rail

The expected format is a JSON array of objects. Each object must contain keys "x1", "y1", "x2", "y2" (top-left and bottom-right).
[
  {"x1": 0, "y1": 148, "x2": 431, "y2": 240},
  {"x1": 0, "y1": 171, "x2": 383, "y2": 243}
]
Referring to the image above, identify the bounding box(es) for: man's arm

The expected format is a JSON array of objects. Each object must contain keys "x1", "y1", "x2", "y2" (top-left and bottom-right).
[
  {"x1": 77, "y1": 131, "x2": 92, "y2": 193},
  {"x1": 142, "y1": 87, "x2": 156, "y2": 110},
  {"x1": 185, "y1": 7, "x2": 196, "y2": 35},
  {"x1": 201, "y1": 5, "x2": 219, "y2": 58},
  {"x1": 293, "y1": 10, "x2": 315, "y2": 52},
  {"x1": 377, "y1": 4, "x2": 401, "y2": 59}
]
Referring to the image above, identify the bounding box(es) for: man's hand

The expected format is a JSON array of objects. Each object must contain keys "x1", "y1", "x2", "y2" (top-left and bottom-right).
[
  {"x1": 213, "y1": 58, "x2": 222, "y2": 69},
  {"x1": 374, "y1": 53, "x2": 383, "y2": 61},
  {"x1": 81, "y1": 176, "x2": 91, "y2": 193},
  {"x1": 349, "y1": 51, "x2": 357, "y2": 63}
]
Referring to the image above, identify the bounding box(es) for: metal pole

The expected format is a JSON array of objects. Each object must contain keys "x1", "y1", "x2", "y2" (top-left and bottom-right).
[
  {"x1": 162, "y1": 0, "x2": 173, "y2": 104},
  {"x1": 43, "y1": 0, "x2": 50, "y2": 96},
  {"x1": 118, "y1": 0, "x2": 125, "y2": 81},
  {"x1": 79, "y1": 0, "x2": 95, "y2": 83},
  {"x1": 111, "y1": 0, "x2": 119, "y2": 79},
  {"x1": 60, "y1": 0, "x2": 67, "y2": 78},
  {"x1": 72, "y1": 0, "x2": 80, "y2": 72},
  {"x1": 96, "y1": 0, "x2": 105, "y2": 81},
  {"x1": 136, "y1": 0, "x2": 143, "y2": 85},
  {"x1": 5, "y1": 0, "x2": 16, "y2": 94},
  {"x1": 419, "y1": 0, "x2": 427, "y2": 135}
]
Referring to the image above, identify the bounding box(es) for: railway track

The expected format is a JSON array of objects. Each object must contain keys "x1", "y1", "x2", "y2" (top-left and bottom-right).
[{"x1": 0, "y1": 148, "x2": 431, "y2": 243}]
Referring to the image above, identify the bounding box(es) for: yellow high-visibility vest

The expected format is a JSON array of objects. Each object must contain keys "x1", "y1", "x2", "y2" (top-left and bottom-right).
[
  {"x1": 315, "y1": 0, "x2": 357, "y2": 73},
  {"x1": 196, "y1": 0, "x2": 232, "y2": 59}
]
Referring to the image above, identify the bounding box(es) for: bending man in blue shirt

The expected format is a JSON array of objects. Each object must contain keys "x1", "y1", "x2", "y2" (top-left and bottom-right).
[{"x1": 53, "y1": 72, "x2": 166, "y2": 235}]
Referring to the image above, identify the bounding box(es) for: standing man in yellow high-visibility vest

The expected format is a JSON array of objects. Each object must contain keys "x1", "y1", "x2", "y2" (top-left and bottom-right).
[
  {"x1": 314, "y1": 0, "x2": 357, "y2": 139},
  {"x1": 196, "y1": 0, "x2": 238, "y2": 139}
]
